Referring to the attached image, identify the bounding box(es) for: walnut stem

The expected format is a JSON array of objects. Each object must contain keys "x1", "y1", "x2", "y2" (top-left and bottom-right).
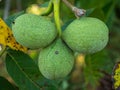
[
  {"x1": 62, "y1": 0, "x2": 86, "y2": 18},
  {"x1": 0, "y1": 46, "x2": 7, "y2": 57}
]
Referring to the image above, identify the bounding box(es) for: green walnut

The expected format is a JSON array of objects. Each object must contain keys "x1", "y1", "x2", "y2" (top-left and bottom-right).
[
  {"x1": 12, "y1": 14, "x2": 57, "y2": 49},
  {"x1": 62, "y1": 17, "x2": 109, "y2": 54},
  {"x1": 38, "y1": 38, "x2": 74, "y2": 80}
]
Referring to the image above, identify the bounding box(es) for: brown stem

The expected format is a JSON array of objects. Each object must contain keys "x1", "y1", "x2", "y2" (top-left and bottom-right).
[
  {"x1": 62, "y1": 0, "x2": 86, "y2": 18},
  {"x1": 62, "y1": 0, "x2": 73, "y2": 9},
  {"x1": 0, "y1": 46, "x2": 7, "y2": 57}
]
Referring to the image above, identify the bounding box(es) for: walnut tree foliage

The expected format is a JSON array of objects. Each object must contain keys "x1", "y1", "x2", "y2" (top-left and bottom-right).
[{"x1": 0, "y1": 0, "x2": 120, "y2": 90}]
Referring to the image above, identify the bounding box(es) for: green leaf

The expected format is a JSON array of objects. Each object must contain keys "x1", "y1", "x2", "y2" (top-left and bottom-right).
[
  {"x1": 21, "y1": 0, "x2": 37, "y2": 9},
  {"x1": 84, "y1": 67, "x2": 103, "y2": 89},
  {"x1": 60, "y1": 1, "x2": 75, "y2": 23},
  {"x1": 84, "y1": 50, "x2": 114, "y2": 88},
  {"x1": 0, "y1": 76, "x2": 17, "y2": 90},
  {"x1": 62, "y1": 19, "x2": 74, "y2": 31},
  {"x1": 85, "y1": 8, "x2": 95, "y2": 16},
  {"x1": 88, "y1": 8, "x2": 105, "y2": 21},
  {"x1": 5, "y1": 49, "x2": 61, "y2": 89},
  {"x1": 102, "y1": 0, "x2": 116, "y2": 27},
  {"x1": 5, "y1": 11, "x2": 25, "y2": 29},
  {"x1": 40, "y1": 1, "x2": 49, "y2": 7},
  {"x1": 5, "y1": 49, "x2": 41, "y2": 90},
  {"x1": 78, "y1": 0, "x2": 112, "y2": 9},
  {"x1": 102, "y1": 0, "x2": 116, "y2": 21}
]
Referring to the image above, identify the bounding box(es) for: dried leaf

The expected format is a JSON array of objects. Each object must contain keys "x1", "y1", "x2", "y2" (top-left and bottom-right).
[
  {"x1": 0, "y1": 18, "x2": 27, "y2": 52},
  {"x1": 113, "y1": 62, "x2": 120, "y2": 90}
]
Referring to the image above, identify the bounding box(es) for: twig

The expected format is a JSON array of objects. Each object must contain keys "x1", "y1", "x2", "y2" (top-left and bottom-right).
[
  {"x1": 62, "y1": 0, "x2": 86, "y2": 18},
  {"x1": 3, "y1": 0, "x2": 11, "y2": 20},
  {"x1": 40, "y1": 0, "x2": 53, "y2": 16},
  {"x1": 0, "y1": 46, "x2": 7, "y2": 57},
  {"x1": 62, "y1": 0, "x2": 73, "y2": 9}
]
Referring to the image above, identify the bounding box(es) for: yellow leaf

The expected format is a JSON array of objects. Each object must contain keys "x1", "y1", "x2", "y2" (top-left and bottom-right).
[
  {"x1": 113, "y1": 62, "x2": 120, "y2": 89},
  {"x1": 0, "y1": 18, "x2": 27, "y2": 52}
]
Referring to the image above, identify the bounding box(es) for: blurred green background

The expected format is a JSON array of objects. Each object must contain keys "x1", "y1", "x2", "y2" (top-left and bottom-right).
[{"x1": 0, "y1": 0, "x2": 120, "y2": 90}]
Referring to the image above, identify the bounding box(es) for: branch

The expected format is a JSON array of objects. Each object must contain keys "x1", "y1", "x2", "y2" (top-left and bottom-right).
[
  {"x1": 62, "y1": 0, "x2": 73, "y2": 9},
  {"x1": 62, "y1": 0, "x2": 86, "y2": 18},
  {"x1": 3, "y1": 0, "x2": 11, "y2": 20},
  {"x1": 0, "y1": 45, "x2": 7, "y2": 57},
  {"x1": 40, "y1": 0, "x2": 53, "y2": 16}
]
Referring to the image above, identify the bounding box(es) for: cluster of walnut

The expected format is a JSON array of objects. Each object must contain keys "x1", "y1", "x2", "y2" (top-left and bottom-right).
[{"x1": 12, "y1": 13, "x2": 108, "y2": 80}]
